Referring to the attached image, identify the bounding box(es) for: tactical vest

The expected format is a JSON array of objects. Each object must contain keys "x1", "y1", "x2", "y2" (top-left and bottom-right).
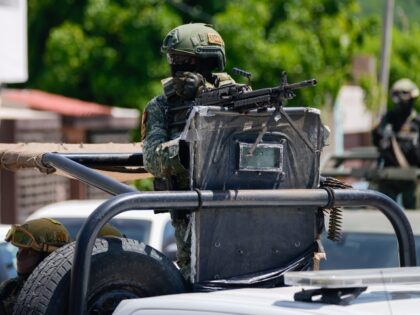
[{"x1": 161, "y1": 73, "x2": 235, "y2": 139}]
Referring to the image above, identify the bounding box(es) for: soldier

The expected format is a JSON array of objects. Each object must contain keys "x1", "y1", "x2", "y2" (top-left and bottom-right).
[
  {"x1": 372, "y1": 78, "x2": 420, "y2": 208},
  {"x1": 0, "y1": 218, "x2": 70, "y2": 314},
  {"x1": 142, "y1": 23, "x2": 237, "y2": 280}
]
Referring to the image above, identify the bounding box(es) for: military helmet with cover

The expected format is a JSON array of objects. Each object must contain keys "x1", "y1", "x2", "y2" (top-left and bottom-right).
[
  {"x1": 98, "y1": 223, "x2": 124, "y2": 237},
  {"x1": 5, "y1": 218, "x2": 70, "y2": 253},
  {"x1": 161, "y1": 23, "x2": 226, "y2": 71},
  {"x1": 391, "y1": 78, "x2": 419, "y2": 104}
]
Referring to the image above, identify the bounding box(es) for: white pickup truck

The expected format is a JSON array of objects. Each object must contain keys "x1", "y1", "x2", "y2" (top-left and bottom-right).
[{"x1": 114, "y1": 267, "x2": 420, "y2": 315}]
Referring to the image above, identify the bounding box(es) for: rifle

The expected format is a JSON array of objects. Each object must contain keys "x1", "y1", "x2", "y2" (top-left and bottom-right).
[
  {"x1": 194, "y1": 70, "x2": 317, "y2": 112},
  {"x1": 195, "y1": 70, "x2": 317, "y2": 155}
]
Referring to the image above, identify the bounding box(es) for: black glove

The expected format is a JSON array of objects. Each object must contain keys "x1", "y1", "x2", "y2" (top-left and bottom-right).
[{"x1": 173, "y1": 71, "x2": 205, "y2": 100}]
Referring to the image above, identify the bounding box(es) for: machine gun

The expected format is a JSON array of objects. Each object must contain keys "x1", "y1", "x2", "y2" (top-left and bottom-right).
[
  {"x1": 194, "y1": 70, "x2": 317, "y2": 155},
  {"x1": 194, "y1": 70, "x2": 317, "y2": 112}
]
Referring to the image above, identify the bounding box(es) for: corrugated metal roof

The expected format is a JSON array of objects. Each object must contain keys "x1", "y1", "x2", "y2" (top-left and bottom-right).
[{"x1": 2, "y1": 89, "x2": 112, "y2": 117}]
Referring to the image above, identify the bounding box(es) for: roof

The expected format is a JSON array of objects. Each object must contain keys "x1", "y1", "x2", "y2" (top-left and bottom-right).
[
  {"x1": 114, "y1": 278, "x2": 420, "y2": 315},
  {"x1": 2, "y1": 89, "x2": 112, "y2": 117}
]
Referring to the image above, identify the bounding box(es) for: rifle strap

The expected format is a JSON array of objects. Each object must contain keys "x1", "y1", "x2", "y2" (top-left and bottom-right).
[{"x1": 391, "y1": 135, "x2": 410, "y2": 168}]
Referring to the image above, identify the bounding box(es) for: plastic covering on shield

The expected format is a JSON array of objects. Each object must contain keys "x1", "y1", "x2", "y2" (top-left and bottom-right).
[{"x1": 182, "y1": 106, "x2": 328, "y2": 285}]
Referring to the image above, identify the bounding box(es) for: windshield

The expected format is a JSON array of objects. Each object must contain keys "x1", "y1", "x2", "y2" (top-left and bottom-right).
[
  {"x1": 53, "y1": 217, "x2": 152, "y2": 243},
  {"x1": 321, "y1": 232, "x2": 420, "y2": 269}
]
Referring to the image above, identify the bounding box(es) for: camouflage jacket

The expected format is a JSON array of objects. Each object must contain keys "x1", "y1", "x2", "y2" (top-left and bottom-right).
[
  {"x1": 372, "y1": 109, "x2": 420, "y2": 167},
  {"x1": 142, "y1": 72, "x2": 235, "y2": 187},
  {"x1": 0, "y1": 276, "x2": 25, "y2": 315}
]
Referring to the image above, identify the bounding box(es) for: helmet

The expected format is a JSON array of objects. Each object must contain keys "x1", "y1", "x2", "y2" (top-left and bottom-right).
[
  {"x1": 98, "y1": 223, "x2": 124, "y2": 237},
  {"x1": 390, "y1": 78, "x2": 419, "y2": 103},
  {"x1": 5, "y1": 218, "x2": 70, "y2": 253},
  {"x1": 161, "y1": 23, "x2": 226, "y2": 71}
]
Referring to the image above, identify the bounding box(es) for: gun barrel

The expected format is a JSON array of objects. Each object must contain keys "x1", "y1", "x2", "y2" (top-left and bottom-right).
[{"x1": 286, "y1": 79, "x2": 317, "y2": 90}]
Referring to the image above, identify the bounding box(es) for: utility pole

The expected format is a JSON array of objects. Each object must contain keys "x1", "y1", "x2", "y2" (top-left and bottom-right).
[{"x1": 378, "y1": 0, "x2": 394, "y2": 116}]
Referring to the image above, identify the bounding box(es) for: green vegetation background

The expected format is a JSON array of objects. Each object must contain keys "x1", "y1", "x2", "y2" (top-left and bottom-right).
[{"x1": 20, "y1": 0, "x2": 420, "y2": 113}]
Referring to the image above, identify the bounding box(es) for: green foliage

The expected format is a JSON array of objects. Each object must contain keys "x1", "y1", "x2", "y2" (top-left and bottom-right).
[
  {"x1": 134, "y1": 177, "x2": 154, "y2": 191},
  {"x1": 390, "y1": 25, "x2": 420, "y2": 88},
  {"x1": 214, "y1": 0, "x2": 378, "y2": 107},
  {"x1": 352, "y1": 2, "x2": 420, "y2": 111},
  {"x1": 360, "y1": 0, "x2": 420, "y2": 31},
  {"x1": 28, "y1": 0, "x2": 182, "y2": 109},
  {"x1": 390, "y1": 25, "x2": 420, "y2": 111},
  {"x1": 23, "y1": 0, "x2": 419, "y2": 113},
  {"x1": 355, "y1": 0, "x2": 420, "y2": 111},
  {"x1": 358, "y1": 74, "x2": 381, "y2": 111}
]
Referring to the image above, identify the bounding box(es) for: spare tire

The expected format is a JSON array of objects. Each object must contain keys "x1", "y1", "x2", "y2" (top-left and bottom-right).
[{"x1": 14, "y1": 237, "x2": 187, "y2": 315}]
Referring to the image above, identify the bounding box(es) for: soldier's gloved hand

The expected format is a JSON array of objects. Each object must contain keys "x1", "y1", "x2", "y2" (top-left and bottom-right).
[
  {"x1": 379, "y1": 124, "x2": 394, "y2": 150},
  {"x1": 173, "y1": 71, "x2": 205, "y2": 100},
  {"x1": 156, "y1": 138, "x2": 189, "y2": 176}
]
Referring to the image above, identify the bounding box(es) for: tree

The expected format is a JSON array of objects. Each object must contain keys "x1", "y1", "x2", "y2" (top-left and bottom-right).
[
  {"x1": 214, "y1": 0, "x2": 379, "y2": 108},
  {"x1": 353, "y1": 9, "x2": 420, "y2": 111},
  {"x1": 390, "y1": 25, "x2": 420, "y2": 110},
  {"x1": 25, "y1": 0, "x2": 381, "y2": 111},
  {"x1": 28, "y1": 0, "x2": 182, "y2": 109}
]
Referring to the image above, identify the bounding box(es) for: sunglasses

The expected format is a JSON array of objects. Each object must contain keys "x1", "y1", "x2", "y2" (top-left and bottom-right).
[{"x1": 5, "y1": 225, "x2": 42, "y2": 251}]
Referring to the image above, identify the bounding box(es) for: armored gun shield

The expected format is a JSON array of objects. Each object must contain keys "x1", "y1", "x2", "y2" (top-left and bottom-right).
[{"x1": 181, "y1": 106, "x2": 328, "y2": 283}]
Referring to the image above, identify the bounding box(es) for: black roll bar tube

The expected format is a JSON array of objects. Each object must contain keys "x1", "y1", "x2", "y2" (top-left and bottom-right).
[
  {"x1": 59, "y1": 152, "x2": 143, "y2": 167},
  {"x1": 43, "y1": 153, "x2": 136, "y2": 195},
  {"x1": 69, "y1": 189, "x2": 416, "y2": 315}
]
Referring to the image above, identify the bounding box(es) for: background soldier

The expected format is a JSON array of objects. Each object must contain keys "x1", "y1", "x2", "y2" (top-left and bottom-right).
[
  {"x1": 0, "y1": 219, "x2": 123, "y2": 314},
  {"x1": 372, "y1": 78, "x2": 420, "y2": 208},
  {"x1": 0, "y1": 218, "x2": 70, "y2": 314},
  {"x1": 142, "y1": 23, "x2": 236, "y2": 280}
]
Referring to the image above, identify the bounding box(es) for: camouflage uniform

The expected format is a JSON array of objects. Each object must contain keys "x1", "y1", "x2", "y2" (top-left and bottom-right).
[
  {"x1": 143, "y1": 73, "x2": 235, "y2": 279},
  {"x1": 143, "y1": 23, "x2": 233, "y2": 280},
  {"x1": 372, "y1": 78, "x2": 420, "y2": 208}
]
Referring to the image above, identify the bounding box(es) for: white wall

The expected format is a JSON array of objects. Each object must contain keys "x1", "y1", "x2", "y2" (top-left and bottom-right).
[{"x1": 0, "y1": 0, "x2": 27, "y2": 83}]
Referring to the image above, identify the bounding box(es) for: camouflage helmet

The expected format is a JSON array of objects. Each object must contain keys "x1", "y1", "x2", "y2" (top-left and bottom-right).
[
  {"x1": 98, "y1": 223, "x2": 124, "y2": 237},
  {"x1": 161, "y1": 23, "x2": 226, "y2": 71},
  {"x1": 391, "y1": 78, "x2": 419, "y2": 101},
  {"x1": 5, "y1": 218, "x2": 70, "y2": 253}
]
